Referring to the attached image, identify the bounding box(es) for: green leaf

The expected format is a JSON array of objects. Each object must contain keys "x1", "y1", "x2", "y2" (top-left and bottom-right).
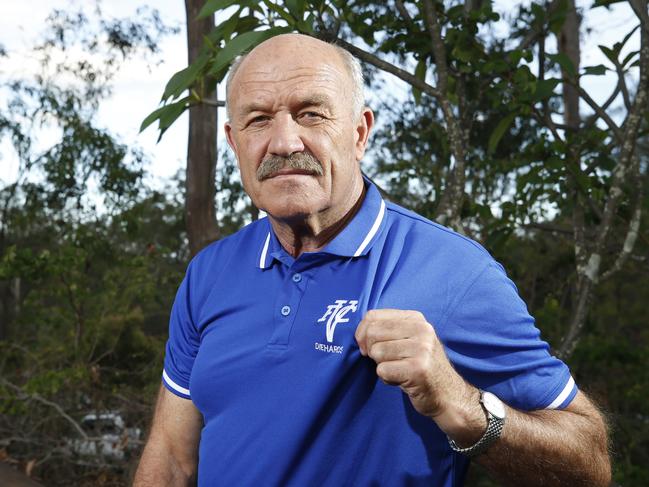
[
  {"x1": 618, "y1": 25, "x2": 640, "y2": 52},
  {"x1": 548, "y1": 53, "x2": 576, "y2": 78},
  {"x1": 598, "y1": 45, "x2": 617, "y2": 64},
  {"x1": 198, "y1": 0, "x2": 242, "y2": 20},
  {"x1": 262, "y1": 0, "x2": 296, "y2": 24},
  {"x1": 208, "y1": 27, "x2": 292, "y2": 76},
  {"x1": 412, "y1": 58, "x2": 427, "y2": 104},
  {"x1": 139, "y1": 97, "x2": 190, "y2": 141},
  {"x1": 162, "y1": 52, "x2": 210, "y2": 101},
  {"x1": 582, "y1": 64, "x2": 607, "y2": 76},
  {"x1": 593, "y1": 0, "x2": 626, "y2": 8},
  {"x1": 488, "y1": 112, "x2": 516, "y2": 155},
  {"x1": 285, "y1": 0, "x2": 307, "y2": 19},
  {"x1": 297, "y1": 13, "x2": 315, "y2": 34},
  {"x1": 208, "y1": 13, "x2": 246, "y2": 44},
  {"x1": 621, "y1": 50, "x2": 638, "y2": 69},
  {"x1": 533, "y1": 78, "x2": 560, "y2": 101}
]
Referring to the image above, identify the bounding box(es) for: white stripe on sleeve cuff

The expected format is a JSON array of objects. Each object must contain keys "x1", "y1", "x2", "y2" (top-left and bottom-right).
[
  {"x1": 545, "y1": 376, "x2": 576, "y2": 409},
  {"x1": 163, "y1": 369, "x2": 190, "y2": 397}
]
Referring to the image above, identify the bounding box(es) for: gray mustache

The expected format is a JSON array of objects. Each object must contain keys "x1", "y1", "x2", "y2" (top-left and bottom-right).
[{"x1": 257, "y1": 153, "x2": 324, "y2": 181}]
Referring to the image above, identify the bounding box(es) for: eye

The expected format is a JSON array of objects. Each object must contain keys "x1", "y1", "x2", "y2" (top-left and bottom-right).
[
  {"x1": 298, "y1": 111, "x2": 324, "y2": 122},
  {"x1": 247, "y1": 115, "x2": 271, "y2": 127}
]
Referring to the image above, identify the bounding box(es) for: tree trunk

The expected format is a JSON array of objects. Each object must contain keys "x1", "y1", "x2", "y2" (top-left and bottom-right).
[
  {"x1": 558, "y1": 1, "x2": 649, "y2": 358},
  {"x1": 555, "y1": 0, "x2": 593, "y2": 359},
  {"x1": 185, "y1": 0, "x2": 220, "y2": 256}
]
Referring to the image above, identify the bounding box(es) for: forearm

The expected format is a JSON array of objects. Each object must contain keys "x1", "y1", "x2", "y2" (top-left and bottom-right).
[
  {"x1": 441, "y1": 387, "x2": 611, "y2": 487},
  {"x1": 476, "y1": 401, "x2": 611, "y2": 487},
  {"x1": 133, "y1": 386, "x2": 202, "y2": 487},
  {"x1": 133, "y1": 439, "x2": 197, "y2": 487}
]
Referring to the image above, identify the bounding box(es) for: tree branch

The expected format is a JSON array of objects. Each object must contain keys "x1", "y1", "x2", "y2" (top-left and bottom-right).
[
  {"x1": 600, "y1": 184, "x2": 643, "y2": 281},
  {"x1": 200, "y1": 98, "x2": 225, "y2": 107},
  {"x1": 420, "y1": 0, "x2": 468, "y2": 229},
  {"x1": 515, "y1": 0, "x2": 562, "y2": 51},
  {"x1": 1, "y1": 379, "x2": 88, "y2": 439},
  {"x1": 394, "y1": 0, "x2": 414, "y2": 26},
  {"x1": 532, "y1": 107, "x2": 564, "y2": 143},
  {"x1": 576, "y1": 84, "x2": 624, "y2": 141},
  {"x1": 582, "y1": 82, "x2": 621, "y2": 130},
  {"x1": 331, "y1": 38, "x2": 441, "y2": 100},
  {"x1": 613, "y1": 58, "x2": 632, "y2": 111}
]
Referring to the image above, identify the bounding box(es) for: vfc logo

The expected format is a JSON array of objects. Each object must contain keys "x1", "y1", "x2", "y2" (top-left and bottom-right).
[{"x1": 317, "y1": 300, "x2": 359, "y2": 343}]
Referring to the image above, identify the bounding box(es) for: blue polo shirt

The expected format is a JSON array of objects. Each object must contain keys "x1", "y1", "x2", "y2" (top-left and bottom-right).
[{"x1": 162, "y1": 181, "x2": 577, "y2": 486}]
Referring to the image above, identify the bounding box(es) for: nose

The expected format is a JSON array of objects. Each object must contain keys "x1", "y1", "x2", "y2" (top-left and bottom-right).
[{"x1": 267, "y1": 113, "x2": 305, "y2": 156}]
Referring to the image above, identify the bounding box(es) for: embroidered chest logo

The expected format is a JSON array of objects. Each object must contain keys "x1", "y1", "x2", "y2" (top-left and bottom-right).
[{"x1": 315, "y1": 300, "x2": 358, "y2": 354}]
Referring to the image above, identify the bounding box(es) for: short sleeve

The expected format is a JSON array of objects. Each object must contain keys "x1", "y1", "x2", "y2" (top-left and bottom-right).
[
  {"x1": 441, "y1": 261, "x2": 577, "y2": 411},
  {"x1": 162, "y1": 264, "x2": 200, "y2": 400}
]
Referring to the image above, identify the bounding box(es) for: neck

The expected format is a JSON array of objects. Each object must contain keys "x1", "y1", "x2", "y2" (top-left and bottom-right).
[{"x1": 270, "y1": 181, "x2": 366, "y2": 258}]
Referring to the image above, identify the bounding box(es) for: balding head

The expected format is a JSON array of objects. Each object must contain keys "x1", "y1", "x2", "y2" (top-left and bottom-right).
[
  {"x1": 223, "y1": 32, "x2": 374, "y2": 229},
  {"x1": 226, "y1": 34, "x2": 365, "y2": 120}
]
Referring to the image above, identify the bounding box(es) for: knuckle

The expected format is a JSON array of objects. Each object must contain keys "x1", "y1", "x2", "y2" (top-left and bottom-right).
[
  {"x1": 368, "y1": 343, "x2": 383, "y2": 362},
  {"x1": 376, "y1": 361, "x2": 389, "y2": 378},
  {"x1": 415, "y1": 339, "x2": 432, "y2": 356},
  {"x1": 407, "y1": 310, "x2": 425, "y2": 321},
  {"x1": 365, "y1": 326, "x2": 380, "y2": 342},
  {"x1": 409, "y1": 357, "x2": 430, "y2": 381}
]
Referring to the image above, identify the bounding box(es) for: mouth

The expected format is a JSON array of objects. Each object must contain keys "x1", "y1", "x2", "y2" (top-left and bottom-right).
[{"x1": 266, "y1": 169, "x2": 318, "y2": 179}]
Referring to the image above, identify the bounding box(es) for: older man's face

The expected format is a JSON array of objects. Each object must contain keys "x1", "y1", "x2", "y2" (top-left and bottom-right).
[{"x1": 225, "y1": 35, "x2": 372, "y2": 225}]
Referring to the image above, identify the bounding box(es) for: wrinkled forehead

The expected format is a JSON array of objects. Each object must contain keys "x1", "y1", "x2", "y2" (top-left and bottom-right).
[{"x1": 228, "y1": 40, "x2": 351, "y2": 111}]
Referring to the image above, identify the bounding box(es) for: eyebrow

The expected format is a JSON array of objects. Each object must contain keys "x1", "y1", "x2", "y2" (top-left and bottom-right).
[{"x1": 238, "y1": 94, "x2": 334, "y2": 117}]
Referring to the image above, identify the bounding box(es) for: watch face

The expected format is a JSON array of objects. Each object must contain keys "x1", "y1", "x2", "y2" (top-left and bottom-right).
[{"x1": 482, "y1": 392, "x2": 506, "y2": 419}]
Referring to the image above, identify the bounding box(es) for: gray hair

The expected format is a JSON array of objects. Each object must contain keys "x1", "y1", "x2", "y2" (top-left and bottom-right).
[{"x1": 225, "y1": 42, "x2": 365, "y2": 121}]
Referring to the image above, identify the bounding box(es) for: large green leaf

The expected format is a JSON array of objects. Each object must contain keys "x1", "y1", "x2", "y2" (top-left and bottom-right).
[
  {"x1": 208, "y1": 26, "x2": 292, "y2": 76},
  {"x1": 285, "y1": 0, "x2": 307, "y2": 19},
  {"x1": 198, "y1": 0, "x2": 243, "y2": 20},
  {"x1": 296, "y1": 13, "x2": 315, "y2": 34},
  {"x1": 262, "y1": 0, "x2": 297, "y2": 24},
  {"x1": 139, "y1": 97, "x2": 190, "y2": 141},
  {"x1": 488, "y1": 112, "x2": 517, "y2": 155},
  {"x1": 582, "y1": 64, "x2": 607, "y2": 76},
  {"x1": 162, "y1": 52, "x2": 210, "y2": 101}
]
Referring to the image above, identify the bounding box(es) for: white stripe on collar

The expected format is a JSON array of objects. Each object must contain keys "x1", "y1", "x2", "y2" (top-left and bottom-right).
[
  {"x1": 353, "y1": 199, "x2": 386, "y2": 257},
  {"x1": 259, "y1": 232, "x2": 271, "y2": 268}
]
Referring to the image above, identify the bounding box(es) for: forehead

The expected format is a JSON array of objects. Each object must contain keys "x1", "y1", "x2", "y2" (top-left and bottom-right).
[{"x1": 229, "y1": 43, "x2": 351, "y2": 114}]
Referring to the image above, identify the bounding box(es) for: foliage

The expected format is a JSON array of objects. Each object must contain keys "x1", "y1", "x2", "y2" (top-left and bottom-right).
[{"x1": 0, "y1": 4, "x2": 184, "y2": 485}]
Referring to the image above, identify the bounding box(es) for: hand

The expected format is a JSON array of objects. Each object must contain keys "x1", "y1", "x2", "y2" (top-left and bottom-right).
[{"x1": 355, "y1": 309, "x2": 485, "y2": 442}]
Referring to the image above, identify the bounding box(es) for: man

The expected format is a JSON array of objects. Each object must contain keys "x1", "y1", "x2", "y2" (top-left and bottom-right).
[{"x1": 134, "y1": 34, "x2": 610, "y2": 486}]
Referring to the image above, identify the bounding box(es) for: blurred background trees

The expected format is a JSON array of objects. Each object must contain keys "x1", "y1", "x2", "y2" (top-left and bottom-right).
[{"x1": 1, "y1": 0, "x2": 648, "y2": 485}]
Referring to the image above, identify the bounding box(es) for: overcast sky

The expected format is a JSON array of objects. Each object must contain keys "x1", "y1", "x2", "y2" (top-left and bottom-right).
[{"x1": 0, "y1": 0, "x2": 639, "y2": 190}]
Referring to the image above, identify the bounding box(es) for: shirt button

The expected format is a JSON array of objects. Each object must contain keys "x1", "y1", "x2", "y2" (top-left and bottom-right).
[
  {"x1": 292, "y1": 273, "x2": 302, "y2": 283},
  {"x1": 281, "y1": 305, "x2": 291, "y2": 316}
]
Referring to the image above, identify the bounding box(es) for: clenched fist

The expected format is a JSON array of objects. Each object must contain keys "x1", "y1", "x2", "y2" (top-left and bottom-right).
[{"x1": 355, "y1": 309, "x2": 486, "y2": 444}]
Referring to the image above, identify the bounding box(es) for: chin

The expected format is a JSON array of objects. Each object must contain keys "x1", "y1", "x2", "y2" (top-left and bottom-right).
[
  {"x1": 256, "y1": 184, "x2": 327, "y2": 221},
  {"x1": 264, "y1": 203, "x2": 319, "y2": 221}
]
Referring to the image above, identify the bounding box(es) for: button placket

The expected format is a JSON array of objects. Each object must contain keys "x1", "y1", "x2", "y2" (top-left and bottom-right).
[{"x1": 267, "y1": 269, "x2": 308, "y2": 349}]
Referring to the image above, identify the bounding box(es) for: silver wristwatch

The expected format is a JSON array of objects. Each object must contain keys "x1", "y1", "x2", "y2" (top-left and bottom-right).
[{"x1": 447, "y1": 390, "x2": 506, "y2": 458}]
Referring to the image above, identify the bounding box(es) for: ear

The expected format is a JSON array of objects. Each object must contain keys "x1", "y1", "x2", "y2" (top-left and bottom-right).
[
  {"x1": 354, "y1": 107, "x2": 374, "y2": 161},
  {"x1": 224, "y1": 121, "x2": 238, "y2": 156}
]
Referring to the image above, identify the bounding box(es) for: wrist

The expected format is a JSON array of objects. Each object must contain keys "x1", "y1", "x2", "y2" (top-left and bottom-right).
[
  {"x1": 431, "y1": 384, "x2": 487, "y2": 447},
  {"x1": 447, "y1": 390, "x2": 507, "y2": 457}
]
